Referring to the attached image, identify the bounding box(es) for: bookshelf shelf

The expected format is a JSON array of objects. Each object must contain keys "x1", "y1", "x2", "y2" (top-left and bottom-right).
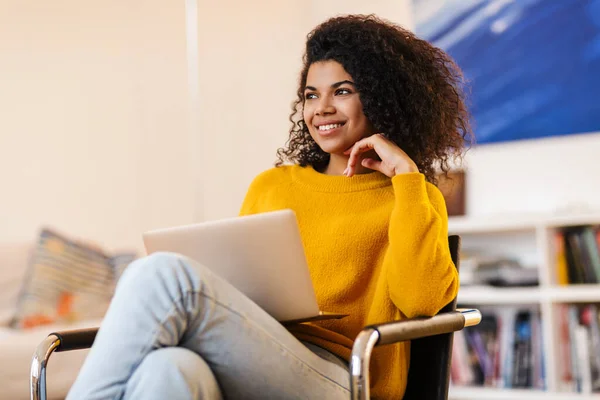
[
  {"x1": 457, "y1": 285, "x2": 600, "y2": 304},
  {"x1": 449, "y1": 387, "x2": 600, "y2": 400},
  {"x1": 448, "y1": 214, "x2": 541, "y2": 234},
  {"x1": 547, "y1": 285, "x2": 600, "y2": 303},
  {"x1": 448, "y1": 212, "x2": 600, "y2": 398},
  {"x1": 458, "y1": 286, "x2": 542, "y2": 305},
  {"x1": 448, "y1": 212, "x2": 600, "y2": 235}
]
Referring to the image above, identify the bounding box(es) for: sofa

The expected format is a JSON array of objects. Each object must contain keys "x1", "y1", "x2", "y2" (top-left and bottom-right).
[{"x1": 0, "y1": 243, "x2": 102, "y2": 400}]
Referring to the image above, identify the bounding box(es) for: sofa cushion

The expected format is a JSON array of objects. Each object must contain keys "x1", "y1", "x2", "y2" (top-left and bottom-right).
[{"x1": 10, "y1": 229, "x2": 135, "y2": 329}]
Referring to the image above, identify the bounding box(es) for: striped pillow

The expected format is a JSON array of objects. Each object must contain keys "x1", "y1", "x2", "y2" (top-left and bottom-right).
[{"x1": 11, "y1": 229, "x2": 135, "y2": 329}]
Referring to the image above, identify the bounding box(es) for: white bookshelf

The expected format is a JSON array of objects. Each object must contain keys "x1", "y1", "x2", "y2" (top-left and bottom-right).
[
  {"x1": 448, "y1": 211, "x2": 600, "y2": 398},
  {"x1": 458, "y1": 285, "x2": 600, "y2": 305},
  {"x1": 449, "y1": 387, "x2": 600, "y2": 400},
  {"x1": 448, "y1": 211, "x2": 600, "y2": 235},
  {"x1": 547, "y1": 285, "x2": 600, "y2": 303}
]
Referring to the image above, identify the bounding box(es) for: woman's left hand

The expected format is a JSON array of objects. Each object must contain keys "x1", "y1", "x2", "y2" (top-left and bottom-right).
[{"x1": 344, "y1": 133, "x2": 419, "y2": 177}]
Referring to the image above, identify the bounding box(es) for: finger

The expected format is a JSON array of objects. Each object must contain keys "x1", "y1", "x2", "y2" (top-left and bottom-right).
[
  {"x1": 347, "y1": 139, "x2": 374, "y2": 168},
  {"x1": 346, "y1": 137, "x2": 380, "y2": 177},
  {"x1": 343, "y1": 132, "x2": 384, "y2": 156},
  {"x1": 350, "y1": 133, "x2": 388, "y2": 161},
  {"x1": 346, "y1": 150, "x2": 364, "y2": 177},
  {"x1": 361, "y1": 157, "x2": 382, "y2": 172}
]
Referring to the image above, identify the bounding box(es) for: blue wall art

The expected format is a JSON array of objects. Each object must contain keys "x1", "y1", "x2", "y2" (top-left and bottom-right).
[{"x1": 413, "y1": 0, "x2": 600, "y2": 145}]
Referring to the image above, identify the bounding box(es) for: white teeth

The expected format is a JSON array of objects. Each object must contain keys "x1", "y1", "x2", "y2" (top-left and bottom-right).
[{"x1": 318, "y1": 123, "x2": 342, "y2": 131}]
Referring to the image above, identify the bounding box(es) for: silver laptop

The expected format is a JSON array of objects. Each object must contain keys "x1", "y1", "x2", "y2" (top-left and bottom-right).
[{"x1": 142, "y1": 209, "x2": 346, "y2": 324}]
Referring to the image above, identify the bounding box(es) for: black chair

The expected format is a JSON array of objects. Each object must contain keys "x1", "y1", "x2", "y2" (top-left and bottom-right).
[{"x1": 31, "y1": 235, "x2": 480, "y2": 400}]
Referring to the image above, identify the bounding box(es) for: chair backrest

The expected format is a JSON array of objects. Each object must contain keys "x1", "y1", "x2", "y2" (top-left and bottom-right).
[{"x1": 402, "y1": 235, "x2": 460, "y2": 400}]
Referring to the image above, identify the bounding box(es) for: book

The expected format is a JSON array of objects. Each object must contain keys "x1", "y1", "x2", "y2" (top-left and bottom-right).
[
  {"x1": 566, "y1": 229, "x2": 596, "y2": 284},
  {"x1": 512, "y1": 311, "x2": 532, "y2": 388},
  {"x1": 558, "y1": 305, "x2": 575, "y2": 390},
  {"x1": 450, "y1": 307, "x2": 546, "y2": 390},
  {"x1": 582, "y1": 227, "x2": 600, "y2": 283},
  {"x1": 581, "y1": 305, "x2": 600, "y2": 391},
  {"x1": 558, "y1": 225, "x2": 600, "y2": 284},
  {"x1": 555, "y1": 231, "x2": 570, "y2": 285}
]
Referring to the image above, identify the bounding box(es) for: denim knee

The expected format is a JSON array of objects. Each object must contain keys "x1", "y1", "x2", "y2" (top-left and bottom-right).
[
  {"x1": 125, "y1": 347, "x2": 222, "y2": 400},
  {"x1": 139, "y1": 346, "x2": 208, "y2": 378},
  {"x1": 119, "y1": 252, "x2": 194, "y2": 287}
]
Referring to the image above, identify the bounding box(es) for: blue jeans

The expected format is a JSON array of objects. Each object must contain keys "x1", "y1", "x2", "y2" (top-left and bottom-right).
[{"x1": 67, "y1": 252, "x2": 350, "y2": 399}]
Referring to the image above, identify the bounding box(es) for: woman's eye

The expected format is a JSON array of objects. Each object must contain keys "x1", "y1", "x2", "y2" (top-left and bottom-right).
[
  {"x1": 305, "y1": 93, "x2": 317, "y2": 100},
  {"x1": 336, "y1": 88, "x2": 352, "y2": 95}
]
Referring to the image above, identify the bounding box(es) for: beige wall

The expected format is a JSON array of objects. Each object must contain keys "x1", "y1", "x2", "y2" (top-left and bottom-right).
[
  {"x1": 1, "y1": 0, "x2": 415, "y2": 251},
  {"x1": 0, "y1": 0, "x2": 196, "y2": 251},
  {"x1": 309, "y1": 0, "x2": 413, "y2": 29},
  {"x1": 195, "y1": 0, "x2": 309, "y2": 221}
]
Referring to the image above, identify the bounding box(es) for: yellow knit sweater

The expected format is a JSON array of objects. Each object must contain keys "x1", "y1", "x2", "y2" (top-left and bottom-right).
[{"x1": 239, "y1": 165, "x2": 459, "y2": 399}]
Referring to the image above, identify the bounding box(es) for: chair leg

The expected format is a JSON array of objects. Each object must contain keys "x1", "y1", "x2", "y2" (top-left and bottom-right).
[
  {"x1": 30, "y1": 334, "x2": 61, "y2": 400},
  {"x1": 350, "y1": 328, "x2": 379, "y2": 400}
]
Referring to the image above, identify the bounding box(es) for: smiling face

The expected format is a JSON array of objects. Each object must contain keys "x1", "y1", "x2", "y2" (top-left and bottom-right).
[{"x1": 303, "y1": 61, "x2": 375, "y2": 156}]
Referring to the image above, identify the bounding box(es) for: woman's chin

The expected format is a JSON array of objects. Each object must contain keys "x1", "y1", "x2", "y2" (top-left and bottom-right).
[{"x1": 317, "y1": 141, "x2": 351, "y2": 156}]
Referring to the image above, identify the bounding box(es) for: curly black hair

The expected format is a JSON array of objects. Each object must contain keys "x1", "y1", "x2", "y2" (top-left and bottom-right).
[{"x1": 276, "y1": 14, "x2": 473, "y2": 184}]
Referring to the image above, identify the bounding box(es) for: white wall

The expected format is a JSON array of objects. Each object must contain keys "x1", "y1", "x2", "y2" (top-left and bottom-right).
[
  {"x1": 463, "y1": 131, "x2": 600, "y2": 216},
  {"x1": 0, "y1": 0, "x2": 196, "y2": 252}
]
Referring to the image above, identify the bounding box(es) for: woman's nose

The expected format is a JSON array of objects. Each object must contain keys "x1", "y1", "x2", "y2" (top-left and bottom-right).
[{"x1": 315, "y1": 97, "x2": 335, "y2": 115}]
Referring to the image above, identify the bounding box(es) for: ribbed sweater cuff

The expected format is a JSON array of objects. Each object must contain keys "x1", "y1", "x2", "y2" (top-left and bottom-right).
[{"x1": 390, "y1": 172, "x2": 429, "y2": 206}]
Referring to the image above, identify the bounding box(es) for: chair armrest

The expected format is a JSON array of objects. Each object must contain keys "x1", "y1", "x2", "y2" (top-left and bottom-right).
[
  {"x1": 50, "y1": 327, "x2": 99, "y2": 352},
  {"x1": 31, "y1": 328, "x2": 99, "y2": 400},
  {"x1": 368, "y1": 308, "x2": 481, "y2": 346},
  {"x1": 349, "y1": 308, "x2": 481, "y2": 400}
]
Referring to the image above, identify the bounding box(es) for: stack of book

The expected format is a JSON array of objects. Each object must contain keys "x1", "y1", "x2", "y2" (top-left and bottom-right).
[
  {"x1": 450, "y1": 307, "x2": 545, "y2": 390},
  {"x1": 555, "y1": 225, "x2": 600, "y2": 284},
  {"x1": 557, "y1": 304, "x2": 600, "y2": 393}
]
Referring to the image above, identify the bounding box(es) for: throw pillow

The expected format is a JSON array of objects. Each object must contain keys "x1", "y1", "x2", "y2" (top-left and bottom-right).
[{"x1": 11, "y1": 228, "x2": 136, "y2": 329}]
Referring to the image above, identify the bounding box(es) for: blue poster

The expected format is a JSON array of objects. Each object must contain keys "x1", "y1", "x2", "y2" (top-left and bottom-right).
[{"x1": 413, "y1": 0, "x2": 600, "y2": 144}]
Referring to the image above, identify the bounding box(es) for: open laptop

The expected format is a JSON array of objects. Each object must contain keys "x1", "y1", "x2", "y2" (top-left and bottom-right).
[{"x1": 142, "y1": 209, "x2": 347, "y2": 324}]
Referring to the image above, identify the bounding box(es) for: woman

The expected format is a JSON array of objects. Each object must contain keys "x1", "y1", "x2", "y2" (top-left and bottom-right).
[{"x1": 68, "y1": 14, "x2": 471, "y2": 400}]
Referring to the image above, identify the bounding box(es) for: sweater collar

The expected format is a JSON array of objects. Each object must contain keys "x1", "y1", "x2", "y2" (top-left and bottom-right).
[{"x1": 291, "y1": 165, "x2": 391, "y2": 193}]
